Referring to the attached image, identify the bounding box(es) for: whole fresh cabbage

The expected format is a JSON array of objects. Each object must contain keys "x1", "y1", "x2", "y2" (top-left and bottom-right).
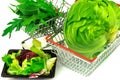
[{"x1": 64, "y1": 0, "x2": 120, "y2": 59}]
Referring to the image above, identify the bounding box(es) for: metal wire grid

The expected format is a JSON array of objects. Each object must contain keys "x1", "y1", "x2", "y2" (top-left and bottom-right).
[
  {"x1": 30, "y1": 17, "x2": 57, "y2": 38},
  {"x1": 25, "y1": 0, "x2": 70, "y2": 38},
  {"x1": 46, "y1": 31, "x2": 120, "y2": 76}
]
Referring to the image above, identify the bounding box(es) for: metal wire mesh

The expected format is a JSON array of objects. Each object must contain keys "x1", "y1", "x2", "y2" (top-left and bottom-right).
[
  {"x1": 24, "y1": 0, "x2": 70, "y2": 38},
  {"x1": 46, "y1": 27, "x2": 120, "y2": 76}
]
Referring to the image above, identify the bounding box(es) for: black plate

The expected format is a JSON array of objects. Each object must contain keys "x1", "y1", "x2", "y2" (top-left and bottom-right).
[{"x1": 1, "y1": 49, "x2": 57, "y2": 79}]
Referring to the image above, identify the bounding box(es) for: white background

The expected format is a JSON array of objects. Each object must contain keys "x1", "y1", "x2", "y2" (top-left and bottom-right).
[{"x1": 0, "y1": 0, "x2": 120, "y2": 80}]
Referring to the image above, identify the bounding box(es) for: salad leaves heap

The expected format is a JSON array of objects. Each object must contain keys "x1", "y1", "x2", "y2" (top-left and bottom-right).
[
  {"x1": 64, "y1": 0, "x2": 120, "y2": 59},
  {"x1": 2, "y1": 38, "x2": 56, "y2": 78}
]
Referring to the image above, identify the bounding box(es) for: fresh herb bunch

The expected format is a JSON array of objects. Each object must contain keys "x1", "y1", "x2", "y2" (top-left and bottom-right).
[{"x1": 2, "y1": 0, "x2": 62, "y2": 38}]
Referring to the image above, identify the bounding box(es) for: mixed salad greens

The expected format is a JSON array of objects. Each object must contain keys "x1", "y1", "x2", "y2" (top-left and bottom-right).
[
  {"x1": 2, "y1": 38, "x2": 56, "y2": 78},
  {"x1": 64, "y1": 0, "x2": 120, "y2": 59}
]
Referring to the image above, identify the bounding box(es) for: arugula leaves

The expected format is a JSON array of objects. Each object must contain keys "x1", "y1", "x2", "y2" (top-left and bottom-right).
[
  {"x1": 2, "y1": 0, "x2": 62, "y2": 38},
  {"x1": 2, "y1": 18, "x2": 23, "y2": 38}
]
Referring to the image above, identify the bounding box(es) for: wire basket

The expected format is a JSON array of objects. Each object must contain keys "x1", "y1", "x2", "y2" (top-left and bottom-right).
[
  {"x1": 46, "y1": 25, "x2": 120, "y2": 76},
  {"x1": 45, "y1": 1, "x2": 120, "y2": 76},
  {"x1": 22, "y1": 1, "x2": 120, "y2": 76}
]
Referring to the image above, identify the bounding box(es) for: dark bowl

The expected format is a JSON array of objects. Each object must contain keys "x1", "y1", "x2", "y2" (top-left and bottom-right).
[{"x1": 1, "y1": 49, "x2": 57, "y2": 79}]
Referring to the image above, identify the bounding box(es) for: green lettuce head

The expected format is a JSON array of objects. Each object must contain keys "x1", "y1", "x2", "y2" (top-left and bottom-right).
[{"x1": 64, "y1": 0, "x2": 120, "y2": 59}]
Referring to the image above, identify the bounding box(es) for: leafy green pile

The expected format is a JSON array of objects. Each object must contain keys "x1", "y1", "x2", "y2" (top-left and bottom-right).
[
  {"x1": 2, "y1": 38, "x2": 56, "y2": 78},
  {"x1": 2, "y1": 0, "x2": 62, "y2": 38},
  {"x1": 64, "y1": 0, "x2": 120, "y2": 59}
]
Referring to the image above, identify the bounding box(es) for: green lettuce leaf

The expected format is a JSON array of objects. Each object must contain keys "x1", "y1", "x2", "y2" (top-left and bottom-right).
[
  {"x1": 7, "y1": 58, "x2": 22, "y2": 75},
  {"x1": 6, "y1": 55, "x2": 45, "y2": 75}
]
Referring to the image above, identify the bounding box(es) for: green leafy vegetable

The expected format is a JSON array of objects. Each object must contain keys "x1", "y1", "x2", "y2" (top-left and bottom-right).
[
  {"x1": 2, "y1": 0, "x2": 63, "y2": 38},
  {"x1": 2, "y1": 54, "x2": 14, "y2": 66},
  {"x1": 2, "y1": 18, "x2": 23, "y2": 38},
  {"x1": 30, "y1": 45, "x2": 46, "y2": 58},
  {"x1": 6, "y1": 56, "x2": 45, "y2": 75},
  {"x1": 32, "y1": 38, "x2": 42, "y2": 48},
  {"x1": 30, "y1": 38, "x2": 48, "y2": 58},
  {"x1": 46, "y1": 57, "x2": 56, "y2": 72},
  {"x1": 64, "y1": 0, "x2": 120, "y2": 59},
  {"x1": 2, "y1": 50, "x2": 21, "y2": 66},
  {"x1": 2, "y1": 38, "x2": 56, "y2": 76},
  {"x1": 7, "y1": 58, "x2": 22, "y2": 75}
]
